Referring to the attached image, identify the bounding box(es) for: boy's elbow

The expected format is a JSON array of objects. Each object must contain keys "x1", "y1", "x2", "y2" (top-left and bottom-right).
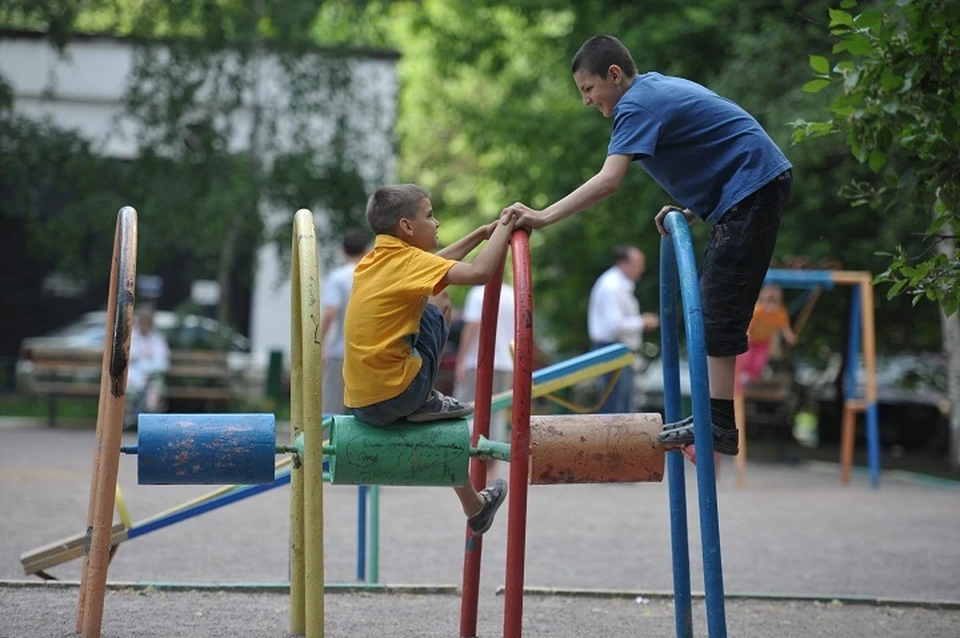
[{"x1": 598, "y1": 174, "x2": 621, "y2": 199}]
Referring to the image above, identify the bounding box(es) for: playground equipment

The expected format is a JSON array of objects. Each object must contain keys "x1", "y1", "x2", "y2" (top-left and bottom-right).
[
  {"x1": 22, "y1": 343, "x2": 634, "y2": 582},
  {"x1": 76, "y1": 207, "x2": 728, "y2": 638},
  {"x1": 734, "y1": 269, "x2": 879, "y2": 489}
]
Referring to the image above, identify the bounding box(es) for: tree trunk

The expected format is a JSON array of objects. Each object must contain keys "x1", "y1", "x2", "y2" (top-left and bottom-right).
[
  {"x1": 937, "y1": 222, "x2": 960, "y2": 470},
  {"x1": 216, "y1": 219, "x2": 240, "y2": 329}
]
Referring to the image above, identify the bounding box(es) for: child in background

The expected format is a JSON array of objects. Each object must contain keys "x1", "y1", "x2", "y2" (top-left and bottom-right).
[{"x1": 736, "y1": 285, "x2": 796, "y2": 389}]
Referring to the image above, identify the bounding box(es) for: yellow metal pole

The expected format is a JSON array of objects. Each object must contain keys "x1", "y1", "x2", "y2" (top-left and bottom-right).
[
  {"x1": 289, "y1": 213, "x2": 306, "y2": 635},
  {"x1": 293, "y1": 209, "x2": 325, "y2": 638}
]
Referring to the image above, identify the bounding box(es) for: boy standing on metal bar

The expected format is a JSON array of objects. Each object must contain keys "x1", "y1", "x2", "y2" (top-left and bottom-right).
[{"x1": 501, "y1": 35, "x2": 792, "y2": 460}]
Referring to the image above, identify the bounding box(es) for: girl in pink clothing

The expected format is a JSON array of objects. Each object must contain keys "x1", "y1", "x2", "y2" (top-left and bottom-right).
[{"x1": 736, "y1": 285, "x2": 796, "y2": 389}]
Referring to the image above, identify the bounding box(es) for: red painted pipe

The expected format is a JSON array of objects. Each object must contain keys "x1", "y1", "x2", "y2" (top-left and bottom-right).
[
  {"x1": 503, "y1": 230, "x2": 533, "y2": 638},
  {"x1": 459, "y1": 260, "x2": 504, "y2": 637}
]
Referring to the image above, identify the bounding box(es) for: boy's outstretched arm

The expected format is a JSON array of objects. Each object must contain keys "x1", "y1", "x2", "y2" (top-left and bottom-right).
[
  {"x1": 444, "y1": 217, "x2": 517, "y2": 286},
  {"x1": 502, "y1": 154, "x2": 631, "y2": 230},
  {"x1": 437, "y1": 220, "x2": 498, "y2": 261}
]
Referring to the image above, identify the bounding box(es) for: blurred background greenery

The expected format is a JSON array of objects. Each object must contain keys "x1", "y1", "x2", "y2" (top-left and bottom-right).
[{"x1": 0, "y1": 0, "x2": 957, "y2": 469}]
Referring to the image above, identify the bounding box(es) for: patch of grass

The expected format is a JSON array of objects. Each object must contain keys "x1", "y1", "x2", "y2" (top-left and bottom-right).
[{"x1": 0, "y1": 394, "x2": 99, "y2": 419}]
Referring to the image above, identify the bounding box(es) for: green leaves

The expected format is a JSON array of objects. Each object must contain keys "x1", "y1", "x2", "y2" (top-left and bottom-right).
[
  {"x1": 828, "y1": 8, "x2": 854, "y2": 28},
  {"x1": 809, "y1": 55, "x2": 830, "y2": 74},
  {"x1": 868, "y1": 149, "x2": 886, "y2": 172},
  {"x1": 797, "y1": 0, "x2": 960, "y2": 314},
  {"x1": 803, "y1": 79, "x2": 831, "y2": 93}
]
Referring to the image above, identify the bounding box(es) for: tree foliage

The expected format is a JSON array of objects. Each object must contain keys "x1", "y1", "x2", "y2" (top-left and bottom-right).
[
  {"x1": 1, "y1": 0, "x2": 948, "y2": 356},
  {"x1": 794, "y1": 0, "x2": 960, "y2": 315},
  {"x1": 1, "y1": 0, "x2": 394, "y2": 330},
  {"x1": 388, "y1": 0, "x2": 941, "y2": 355}
]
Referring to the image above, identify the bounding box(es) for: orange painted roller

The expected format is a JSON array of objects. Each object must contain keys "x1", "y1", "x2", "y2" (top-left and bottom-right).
[{"x1": 528, "y1": 413, "x2": 665, "y2": 484}]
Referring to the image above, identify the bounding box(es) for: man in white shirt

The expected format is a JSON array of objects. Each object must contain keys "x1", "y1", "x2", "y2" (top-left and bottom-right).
[
  {"x1": 125, "y1": 307, "x2": 170, "y2": 429},
  {"x1": 454, "y1": 283, "x2": 515, "y2": 442},
  {"x1": 587, "y1": 245, "x2": 659, "y2": 413},
  {"x1": 320, "y1": 228, "x2": 371, "y2": 414}
]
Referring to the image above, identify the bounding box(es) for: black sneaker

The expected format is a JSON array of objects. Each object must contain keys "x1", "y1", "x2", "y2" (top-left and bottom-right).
[
  {"x1": 657, "y1": 415, "x2": 739, "y2": 456},
  {"x1": 467, "y1": 478, "x2": 508, "y2": 536},
  {"x1": 406, "y1": 390, "x2": 474, "y2": 422}
]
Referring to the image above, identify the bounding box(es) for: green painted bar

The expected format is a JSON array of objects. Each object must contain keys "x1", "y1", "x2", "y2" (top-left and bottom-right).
[
  {"x1": 472, "y1": 435, "x2": 511, "y2": 462},
  {"x1": 328, "y1": 416, "x2": 471, "y2": 486}
]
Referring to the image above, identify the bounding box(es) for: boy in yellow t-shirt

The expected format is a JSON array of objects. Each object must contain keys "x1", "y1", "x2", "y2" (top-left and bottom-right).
[{"x1": 342, "y1": 183, "x2": 517, "y2": 536}]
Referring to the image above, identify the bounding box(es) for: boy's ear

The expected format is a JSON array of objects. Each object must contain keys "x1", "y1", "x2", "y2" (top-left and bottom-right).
[
  {"x1": 606, "y1": 64, "x2": 624, "y2": 83},
  {"x1": 397, "y1": 217, "x2": 414, "y2": 237}
]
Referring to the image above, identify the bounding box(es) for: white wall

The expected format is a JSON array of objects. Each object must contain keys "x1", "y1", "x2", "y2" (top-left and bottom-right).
[{"x1": 0, "y1": 32, "x2": 398, "y2": 372}]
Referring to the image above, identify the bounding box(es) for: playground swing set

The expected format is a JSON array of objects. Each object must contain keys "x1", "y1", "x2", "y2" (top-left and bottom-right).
[
  {"x1": 733, "y1": 268, "x2": 880, "y2": 489},
  {"x1": 48, "y1": 204, "x2": 884, "y2": 638}
]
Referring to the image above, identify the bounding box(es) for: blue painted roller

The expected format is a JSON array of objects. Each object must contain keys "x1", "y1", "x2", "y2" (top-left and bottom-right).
[{"x1": 136, "y1": 413, "x2": 276, "y2": 485}]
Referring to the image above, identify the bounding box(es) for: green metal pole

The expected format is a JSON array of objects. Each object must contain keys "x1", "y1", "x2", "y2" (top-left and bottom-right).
[
  {"x1": 472, "y1": 435, "x2": 511, "y2": 462},
  {"x1": 369, "y1": 485, "x2": 380, "y2": 585}
]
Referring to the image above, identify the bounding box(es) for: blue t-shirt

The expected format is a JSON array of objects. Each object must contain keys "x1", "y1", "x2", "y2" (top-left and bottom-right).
[{"x1": 607, "y1": 73, "x2": 792, "y2": 223}]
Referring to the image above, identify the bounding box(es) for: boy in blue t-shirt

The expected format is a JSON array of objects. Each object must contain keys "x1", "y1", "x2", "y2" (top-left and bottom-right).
[{"x1": 501, "y1": 35, "x2": 793, "y2": 460}]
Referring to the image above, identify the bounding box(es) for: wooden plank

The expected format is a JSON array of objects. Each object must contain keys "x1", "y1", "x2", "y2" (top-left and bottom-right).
[
  {"x1": 166, "y1": 387, "x2": 233, "y2": 400},
  {"x1": 29, "y1": 383, "x2": 102, "y2": 396},
  {"x1": 166, "y1": 365, "x2": 231, "y2": 378},
  {"x1": 30, "y1": 364, "x2": 101, "y2": 375},
  {"x1": 830, "y1": 270, "x2": 871, "y2": 285},
  {"x1": 23, "y1": 348, "x2": 103, "y2": 361},
  {"x1": 170, "y1": 351, "x2": 230, "y2": 363},
  {"x1": 21, "y1": 523, "x2": 126, "y2": 575}
]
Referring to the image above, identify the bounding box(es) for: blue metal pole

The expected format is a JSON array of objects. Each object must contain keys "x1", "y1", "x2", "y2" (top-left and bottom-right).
[
  {"x1": 845, "y1": 286, "x2": 879, "y2": 487},
  {"x1": 357, "y1": 485, "x2": 367, "y2": 581},
  {"x1": 866, "y1": 402, "x2": 881, "y2": 488},
  {"x1": 660, "y1": 233, "x2": 693, "y2": 638},
  {"x1": 369, "y1": 485, "x2": 380, "y2": 584},
  {"x1": 665, "y1": 211, "x2": 728, "y2": 638}
]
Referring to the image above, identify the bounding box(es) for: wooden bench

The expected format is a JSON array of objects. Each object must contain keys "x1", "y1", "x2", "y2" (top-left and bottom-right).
[{"x1": 21, "y1": 347, "x2": 234, "y2": 426}]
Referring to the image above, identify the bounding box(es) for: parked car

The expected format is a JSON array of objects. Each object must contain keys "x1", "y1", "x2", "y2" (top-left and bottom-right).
[
  {"x1": 16, "y1": 310, "x2": 253, "y2": 391},
  {"x1": 813, "y1": 353, "x2": 950, "y2": 450}
]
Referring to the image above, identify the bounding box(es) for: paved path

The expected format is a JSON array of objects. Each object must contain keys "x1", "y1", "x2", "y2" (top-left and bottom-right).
[{"x1": 2, "y1": 420, "x2": 959, "y2": 636}]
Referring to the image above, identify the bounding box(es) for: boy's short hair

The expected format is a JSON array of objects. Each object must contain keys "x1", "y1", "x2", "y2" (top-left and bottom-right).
[
  {"x1": 365, "y1": 184, "x2": 431, "y2": 235},
  {"x1": 341, "y1": 227, "x2": 370, "y2": 257},
  {"x1": 571, "y1": 35, "x2": 638, "y2": 78}
]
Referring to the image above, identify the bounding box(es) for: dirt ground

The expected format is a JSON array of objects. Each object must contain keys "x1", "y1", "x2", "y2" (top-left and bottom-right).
[{"x1": 2, "y1": 419, "x2": 959, "y2": 637}]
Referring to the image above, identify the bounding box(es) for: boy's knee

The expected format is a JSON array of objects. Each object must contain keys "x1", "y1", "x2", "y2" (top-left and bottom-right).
[{"x1": 428, "y1": 290, "x2": 452, "y2": 326}]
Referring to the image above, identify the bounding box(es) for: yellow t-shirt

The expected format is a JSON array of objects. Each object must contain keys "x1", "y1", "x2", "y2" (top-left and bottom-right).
[{"x1": 342, "y1": 234, "x2": 456, "y2": 407}]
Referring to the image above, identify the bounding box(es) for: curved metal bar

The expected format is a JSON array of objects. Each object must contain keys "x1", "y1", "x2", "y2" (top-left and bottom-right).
[
  {"x1": 503, "y1": 230, "x2": 534, "y2": 638},
  {"x1": 660, "y1": 232, "x2": 694, "y2": 638},
  {"x1": 460, "y1": 260, "x2": 505, "y2": 637},
  {"x1": 78, "y1": 206, "x2": 138, "y2": 637},
  {"x1": 661, "y1": 210, "x2": 727, "y2": 638},
  {"x1": 290, "y1": 208, "x2": 325, "y2": 637}
]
